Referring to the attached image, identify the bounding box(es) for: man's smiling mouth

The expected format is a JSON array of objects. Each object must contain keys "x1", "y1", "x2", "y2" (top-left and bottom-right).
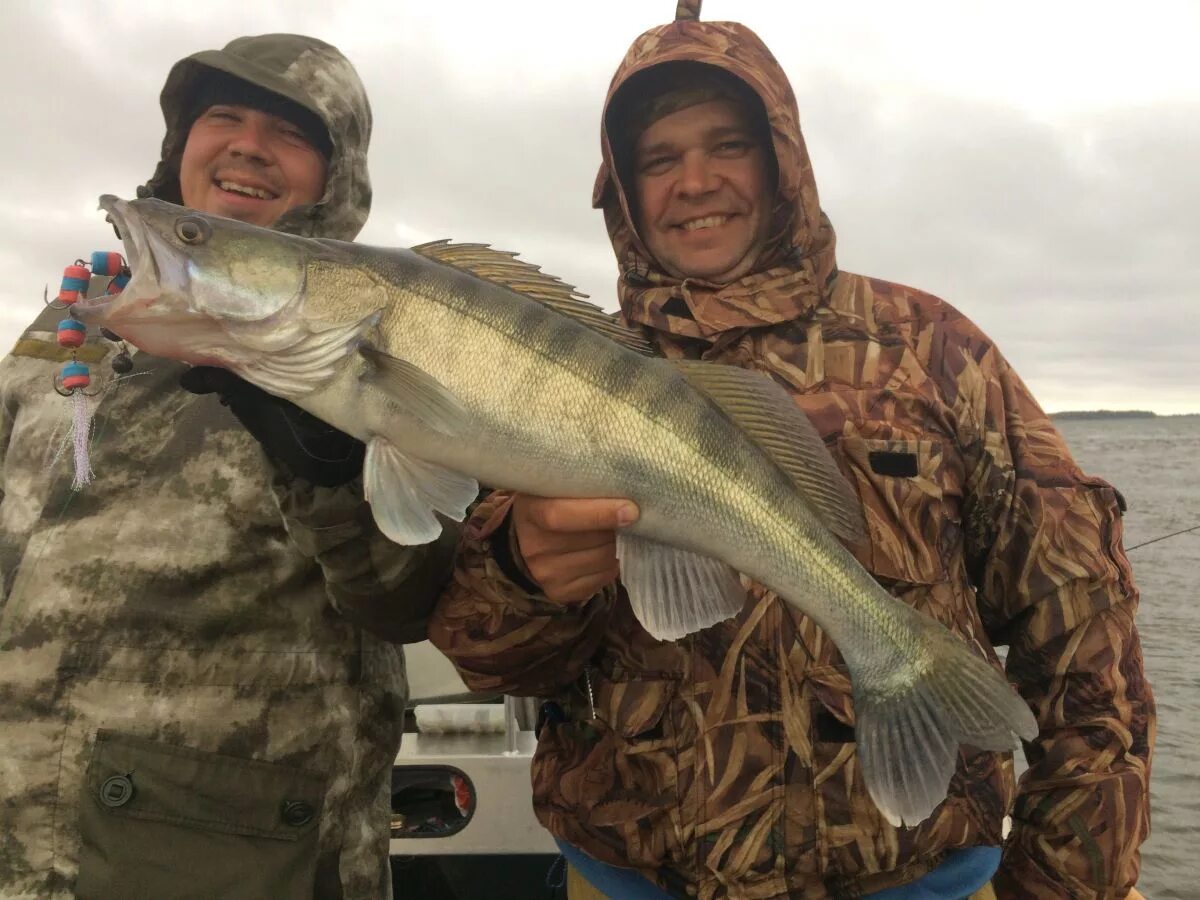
[
  {"x1": 679, "y1": 214, "x2": 731, "y2": 232},
  {"x1": 215, "y1": 179, "x2": 279, "y2": 200}
]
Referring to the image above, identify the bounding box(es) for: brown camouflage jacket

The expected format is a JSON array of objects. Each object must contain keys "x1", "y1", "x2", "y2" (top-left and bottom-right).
[
  {"x1": 0, "y1": 35, "x2": 454, "y2": 899},
  {"x1": 429, "y1": 15, "x2": 1153, "y2": 900}
]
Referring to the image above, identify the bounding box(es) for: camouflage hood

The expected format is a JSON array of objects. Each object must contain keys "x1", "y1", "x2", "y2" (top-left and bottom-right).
[
  {"x1": 139, "y1": 33, "x2": 372, "y2": 241},
  {"x1": 594, "y1": 7, "x2": 838, "y2": 344}
]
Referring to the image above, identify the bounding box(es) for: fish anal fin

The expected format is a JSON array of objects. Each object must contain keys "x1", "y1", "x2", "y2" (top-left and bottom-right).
[
  {"x1": 669, "y1": 360, "x2": 866, "y2": 544},
  {"x1": 411, "y1": 240, "x2": 654, "y2": 355},
  {"x1": 616, "y1": 533, "x2": 746, "y2": 641}
]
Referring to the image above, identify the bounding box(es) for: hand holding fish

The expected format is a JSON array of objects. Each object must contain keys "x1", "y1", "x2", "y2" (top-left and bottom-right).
[{"x1": 510, "y1": 495, "x2": 639, "y2": 604}]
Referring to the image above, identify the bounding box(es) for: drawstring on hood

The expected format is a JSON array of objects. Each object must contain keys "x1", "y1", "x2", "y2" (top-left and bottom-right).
[
  {"x1": 139, "y1": 33, "x2": 373, "y2": 242},
  {"x1": 594, "y1": 11, "x2": 838, "y2": 345}
]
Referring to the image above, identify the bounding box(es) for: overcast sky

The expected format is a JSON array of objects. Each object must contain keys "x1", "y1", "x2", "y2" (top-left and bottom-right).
[{"x1": 4, "y1": 0, "x2": 1197, "y2": 413}]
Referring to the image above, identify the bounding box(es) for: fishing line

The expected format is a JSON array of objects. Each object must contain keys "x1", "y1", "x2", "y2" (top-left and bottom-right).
[{"x1": 1125, "y1": 524, "x2": 1200, "y2": 553}]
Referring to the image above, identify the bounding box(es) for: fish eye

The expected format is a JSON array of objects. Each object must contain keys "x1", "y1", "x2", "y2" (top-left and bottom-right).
[{"x1": 175, "y1": 216, "x2": 211, "y2": 245}]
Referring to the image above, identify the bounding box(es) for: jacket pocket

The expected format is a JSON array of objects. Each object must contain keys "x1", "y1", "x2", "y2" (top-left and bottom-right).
[
  {"x1": 598, "y1": 677, "x2": 678, "y2": 741},
  {"x1": 76, "y1": 730, "x2": 326, "y2": 900},
  {"x1": 838, "y1": 437, "x2": 953, "y2": 585}
]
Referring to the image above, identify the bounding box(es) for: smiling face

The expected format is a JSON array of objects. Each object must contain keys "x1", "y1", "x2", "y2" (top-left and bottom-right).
[
  {"x1": 178, "y1": 104, "x2": 328, "y2": 227},
  {"x1": 633, "y1": 98, "x2": 774, "y2": 284}
]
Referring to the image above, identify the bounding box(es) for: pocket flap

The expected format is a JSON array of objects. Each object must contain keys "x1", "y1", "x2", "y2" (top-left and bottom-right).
[
  {"x1": 86, "y1": 730, "x2": 325, "y2": 841},
  {"x1": 602, "y1": 679, "x2": 676, "y2": 740},
  {"x1": 838, "y1": 436, "x2": 952, "y2": 584}
]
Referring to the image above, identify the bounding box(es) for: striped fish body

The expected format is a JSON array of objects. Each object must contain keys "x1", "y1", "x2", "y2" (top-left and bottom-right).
[{"x1": 78, "y1": 196, "x2": 1037, "y2": 828}]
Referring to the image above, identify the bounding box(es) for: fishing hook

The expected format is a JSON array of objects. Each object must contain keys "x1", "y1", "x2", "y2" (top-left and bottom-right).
[
  {"x1": 43, "y1": 284, "x2": 68, "y2": 309},
  {"x1": 52, "y1": 372, "x2": 103, "y2": 398}
]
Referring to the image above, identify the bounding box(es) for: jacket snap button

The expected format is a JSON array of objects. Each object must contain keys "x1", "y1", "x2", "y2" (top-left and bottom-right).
[
  {"x1": 99, "y1": 775, "x2": 134, "y2": 808},
  {"x1": 281, "y1": 799, "x2": 315, "y2": 827}
]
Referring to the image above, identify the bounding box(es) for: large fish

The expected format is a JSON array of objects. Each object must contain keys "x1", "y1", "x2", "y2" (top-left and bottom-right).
[{"x1": 76, "y1": 195, "x2": 1036, "y2": 826}]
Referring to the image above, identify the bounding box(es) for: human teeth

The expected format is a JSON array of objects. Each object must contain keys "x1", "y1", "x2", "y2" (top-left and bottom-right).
[
  {"x1": 682, "y1": 215, "x2": 728, "y2": 231},
  {"x1": 218, "y1": 180, "x2": 273, "y2": 200}
]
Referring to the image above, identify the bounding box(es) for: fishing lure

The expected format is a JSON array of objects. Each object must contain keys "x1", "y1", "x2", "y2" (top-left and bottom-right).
[{"x1": 43, "y1": 252, "x2": 132, "y2": 489}]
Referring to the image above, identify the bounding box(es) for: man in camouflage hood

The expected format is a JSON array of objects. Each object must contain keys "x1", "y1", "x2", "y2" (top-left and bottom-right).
[
  {"x1": 431, "y1": 7, "x2": 1154, "y2": 899},
  {"x1": 0, "y1": 34, "x2": 455, "y2": 898}
]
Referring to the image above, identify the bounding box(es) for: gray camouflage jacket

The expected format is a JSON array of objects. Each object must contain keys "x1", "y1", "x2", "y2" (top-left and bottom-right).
[{"x1": 0, "y1": 35, "x2": 454, "y2": 900}]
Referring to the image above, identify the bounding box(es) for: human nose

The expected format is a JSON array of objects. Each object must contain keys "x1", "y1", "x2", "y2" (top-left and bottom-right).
[
  {"x1": 226, "y1": 117, "x2": 275, "y2": 165},
  {"x1": 677, "y1": 150, "x2": 719, "y2": 197}
]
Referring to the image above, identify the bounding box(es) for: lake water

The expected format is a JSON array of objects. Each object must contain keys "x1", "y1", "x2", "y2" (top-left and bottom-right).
[{"x1": 1056, "y1": 415, "x2": 1199, "y2": 899}]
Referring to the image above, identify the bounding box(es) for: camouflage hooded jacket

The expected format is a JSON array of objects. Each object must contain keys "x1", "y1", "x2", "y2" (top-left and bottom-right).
[
  {"x1": 429, "y1": 16, "x2": 1154, "y2": 900},
  {"x1": 0, "y1": 35, "x2": 455, "y2": 899}
]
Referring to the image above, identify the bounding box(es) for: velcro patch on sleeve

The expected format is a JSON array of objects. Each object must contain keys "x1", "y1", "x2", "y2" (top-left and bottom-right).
[{"x1": 11, "y1": 337, "x2": 109, "y2": 364}]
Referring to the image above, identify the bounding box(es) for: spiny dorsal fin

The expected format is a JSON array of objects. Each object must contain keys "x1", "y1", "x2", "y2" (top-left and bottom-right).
[
  {"x1": 411, "y1": 240, "x2": 654, "y2": 355},
  {"x1": 671, "y1": 360, "x2": 866, "y2": 544}
]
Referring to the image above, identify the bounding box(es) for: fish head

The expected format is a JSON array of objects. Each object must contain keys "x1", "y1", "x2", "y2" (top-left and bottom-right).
[{"x1": 74, "y1": 195, "x2": 312, "y2": 365}]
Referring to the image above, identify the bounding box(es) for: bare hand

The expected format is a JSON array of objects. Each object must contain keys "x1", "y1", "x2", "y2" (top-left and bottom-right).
[{"x1": 510, "y1": 495, "x2": 639, "y2": 605}]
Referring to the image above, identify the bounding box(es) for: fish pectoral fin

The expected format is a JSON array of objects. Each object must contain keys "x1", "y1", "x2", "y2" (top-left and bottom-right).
[
  {"x1": 364, "y1": 437, "x2": 478, "y2": 545},
  {"x1": 853, "y1": 612, "x2": 1039, "y2": 828},
  {"x1": 359, "y1": 345, "x2": 470, "y2": 436},
  {"x1": 669, "y1": 360, "x2": 866, "y2": 545},
  {"x1": 616, "y1": 534, "x2": 746, "y2": 641}
]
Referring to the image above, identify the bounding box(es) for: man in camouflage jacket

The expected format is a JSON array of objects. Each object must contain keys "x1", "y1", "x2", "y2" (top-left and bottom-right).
[
  {"x1": 0, "y1": 34, "x2": 456, "y2": 899},
  {"x1": 430, "y1": 10, "x2": 1154, "y2": 900}
]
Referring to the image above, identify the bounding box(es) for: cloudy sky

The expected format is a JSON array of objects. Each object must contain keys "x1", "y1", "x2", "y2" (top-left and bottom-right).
[{"x1": 4, "y1": 0, "x2": 1197, "y2": 413}]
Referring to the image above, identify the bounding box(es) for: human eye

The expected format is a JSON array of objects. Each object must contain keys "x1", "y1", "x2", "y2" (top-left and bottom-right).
[
  {"x1": 638, "y1": 153, "x2": 677, "y2": 176},
  {"x1": 204, "y1": 106, "x2": 241, "y2": 123},
  {"x1": 713, "y1": 138, "x2": 754, "y2": 157},
  {"x1": 275, "y1": 121, "x2": 314, "y2": 149}
]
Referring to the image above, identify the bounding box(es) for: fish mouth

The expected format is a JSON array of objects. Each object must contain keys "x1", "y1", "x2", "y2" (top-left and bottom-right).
[{"x1": 73, "y1": 195, "x2": 161, "y2": 322}]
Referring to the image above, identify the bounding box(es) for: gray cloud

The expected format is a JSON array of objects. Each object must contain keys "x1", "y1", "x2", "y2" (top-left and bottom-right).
[
  {"x1": 799, "y1": 81, "x2": 1199, "y2": 411},
  {"x1": 3, "y1": 3, "x2": 1196, "y2": 414}
]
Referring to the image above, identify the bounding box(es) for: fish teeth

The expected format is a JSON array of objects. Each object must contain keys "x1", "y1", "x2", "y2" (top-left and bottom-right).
[{"x1": 218, "y1": 180, "x2": 273, "y2": 200}]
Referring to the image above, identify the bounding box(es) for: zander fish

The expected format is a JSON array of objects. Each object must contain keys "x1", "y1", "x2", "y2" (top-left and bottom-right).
[{"x1": 76, "y1": 195, "x2": 1036, "y2": 826}]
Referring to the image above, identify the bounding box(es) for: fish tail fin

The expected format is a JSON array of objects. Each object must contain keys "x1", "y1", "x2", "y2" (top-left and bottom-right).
[{"x1": 853, "y1": 618, "x2": 1037, "y2": 828}]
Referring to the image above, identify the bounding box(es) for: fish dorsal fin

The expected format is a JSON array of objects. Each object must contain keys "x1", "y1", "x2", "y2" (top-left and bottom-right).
[
  {"x1": 670, "y1": 360, "x2": 866, "y2": 544},
  {"x1": 411, "y1": 240, "x2": 654, "y2": 355}
]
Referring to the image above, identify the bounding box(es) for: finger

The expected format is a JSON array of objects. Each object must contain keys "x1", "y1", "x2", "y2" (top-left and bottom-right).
[
  {"x1": 517, "y1": 522, "x2": 617, "y2": 560},
  {"x1": 521, "y1": 496, "x2": 639, "y2": 534},
  {"x1": 523, "y1": 542, "x2": 620, "y2": 590},
  {"x1": 543, "y1": 565, "x2": 623, "y2": 606}
]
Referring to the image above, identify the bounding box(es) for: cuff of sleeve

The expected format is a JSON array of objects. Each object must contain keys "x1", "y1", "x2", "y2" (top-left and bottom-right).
[
  {"x1": 462, "y1": 493, "x2": 605, "y2": 619},
  {"x1": 488, "y1": 509, "x2": 543, "y2": 595}
]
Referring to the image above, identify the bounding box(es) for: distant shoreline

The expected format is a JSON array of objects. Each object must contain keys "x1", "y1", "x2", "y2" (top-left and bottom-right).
[
  {"x1": 1048, "y1": 410, "x2": 1200, "y2": 420},
  {"x1": 1050, "y1": 410, "x2": 1158, "y2": 420}
]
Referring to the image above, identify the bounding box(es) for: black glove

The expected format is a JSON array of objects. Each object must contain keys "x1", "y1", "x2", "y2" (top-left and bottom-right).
[{"x1": 180, "y1": 366, "x2": 365, "y2": 487}]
